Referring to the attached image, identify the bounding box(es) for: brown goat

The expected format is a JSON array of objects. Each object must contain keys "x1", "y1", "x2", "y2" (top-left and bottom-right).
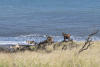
[
  {"x1": 46, "y1": 36, "x2": 54, "y2": 43},
  {"x1": 62, "y1": 32, "x2": 71, "y2": 42},
  {"x1": 10, "y1": 44, "x2": 21, "y2": 51},
  {"x1": 39, "y1": 36, "x2": 54, "y2": 44},
  {"x1": 37, "y1": 36, "x2": 54, "y2": 49}
]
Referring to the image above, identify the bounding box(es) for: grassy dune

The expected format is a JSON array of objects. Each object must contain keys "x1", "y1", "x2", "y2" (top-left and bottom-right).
[{"x1": 0, "y1": 41, "x2": 100, "y2": 67}]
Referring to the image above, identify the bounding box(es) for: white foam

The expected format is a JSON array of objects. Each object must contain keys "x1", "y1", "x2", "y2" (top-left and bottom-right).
[
  {"x1": 0, "y1": 34, "x2": 99, "y2": 45},
  {"x1": 0, "y1": 41, "x2": 26, "y2": 45}
]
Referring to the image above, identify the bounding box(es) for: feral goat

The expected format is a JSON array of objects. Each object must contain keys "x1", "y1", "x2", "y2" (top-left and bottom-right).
[
  {"x1": 37, "y1": 36, "x2": 54, "y2": 49},
  {"x1": 62, "y1": 32, "x2": 71, "y2": 42}
]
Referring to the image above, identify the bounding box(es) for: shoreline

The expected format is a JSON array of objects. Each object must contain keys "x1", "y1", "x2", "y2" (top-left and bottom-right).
[{"x1": 0, "y1": 40, "x2": 100, "y2": 45}]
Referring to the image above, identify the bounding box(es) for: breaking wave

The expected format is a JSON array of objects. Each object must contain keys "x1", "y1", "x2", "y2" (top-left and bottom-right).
[{"x1": 0, "y1": 33, "x2": 99, "y2": 45}]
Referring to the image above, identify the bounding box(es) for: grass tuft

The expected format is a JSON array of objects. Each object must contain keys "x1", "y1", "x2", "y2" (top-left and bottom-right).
[{"x1": 0, "y1": 41, "x2": 100, "y2": 67}]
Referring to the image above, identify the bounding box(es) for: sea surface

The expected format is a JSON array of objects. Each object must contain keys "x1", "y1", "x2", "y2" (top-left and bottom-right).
[{"x1": 0, "y1": 0, "x2": 100, "y2": 45}]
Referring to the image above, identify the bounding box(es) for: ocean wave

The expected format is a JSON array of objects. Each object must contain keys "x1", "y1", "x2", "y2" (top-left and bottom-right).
[{"x1": 0, "y1": 34, "x2": 99, "y2": 45}]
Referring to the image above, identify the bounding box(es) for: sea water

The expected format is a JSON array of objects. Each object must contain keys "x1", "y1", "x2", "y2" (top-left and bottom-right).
[{"x1": 0, "y1": 0, "x2": 100, "y2": 44}]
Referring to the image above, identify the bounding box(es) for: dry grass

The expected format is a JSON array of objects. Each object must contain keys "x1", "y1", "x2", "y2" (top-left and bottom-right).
[{"x1": 0, "y1": 41, "x2": 100, "y2": 67}]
